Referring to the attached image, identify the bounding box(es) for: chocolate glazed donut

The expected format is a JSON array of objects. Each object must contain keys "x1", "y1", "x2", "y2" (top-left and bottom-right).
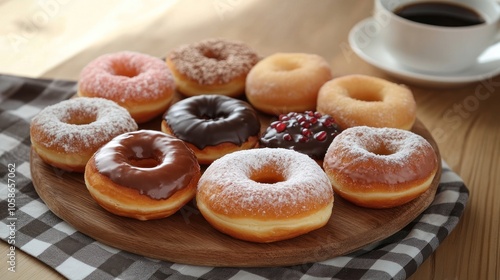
[{"x1": 161, "y1": 95, "x2": 261, "y2": 164}]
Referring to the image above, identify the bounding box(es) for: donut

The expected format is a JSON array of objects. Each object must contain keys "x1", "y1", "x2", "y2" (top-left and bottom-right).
[
  {"x1": 166, "y1": 38, "x2": 259, "y2": 97},
  {"x1": 260, "y1": 111, "x2": 342, "y2": 160},
  {"x1": 323, "y1": 126, "x2": 438, "y2": 208},
  {"x1": 197, "y1": 148, "x2": 334, "y2": 243},
  {"x1": 161, "y1": 95, "x2": 261, "y2": 164},
  {"x1": 245, "y1": 52, "x2": 332, "y2": 115},
  {"x1": 30, "y1": 97, "x2": 138, "y2": 172},
  {"x1": 84, "y1": 130, "x2": 201, "y2": 220},
  {"x1": 317, "y1": 75, "x2": 417, "y2": 130},
  {"x1": 78, "y1": 51, "x2": 175, "y2": 124}
]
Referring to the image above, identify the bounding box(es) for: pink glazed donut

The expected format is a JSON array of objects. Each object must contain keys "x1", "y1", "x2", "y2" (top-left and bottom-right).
[{"x1": 78, "y1": 51, "x2": 175, "y2": 123}]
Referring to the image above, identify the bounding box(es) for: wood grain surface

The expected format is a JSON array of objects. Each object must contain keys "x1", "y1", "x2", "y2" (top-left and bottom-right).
[
  {"x1": 2, "y1": 0, "x2": 498, "y2": 279},
  {"x1": 30, "y1": 118, "x2": 441, "y2": 267}
]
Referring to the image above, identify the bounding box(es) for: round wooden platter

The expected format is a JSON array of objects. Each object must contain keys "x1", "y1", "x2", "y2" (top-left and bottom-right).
[{"x1": 30, "y1": 117, "x2": 441, "y2": 267}]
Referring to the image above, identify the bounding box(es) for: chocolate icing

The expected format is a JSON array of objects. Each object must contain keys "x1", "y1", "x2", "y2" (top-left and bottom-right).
[
  {"x1": 94, "y1": 130, "x2": 199, "y2": 200},
  {"x1": 260, "y1": 111, "x2": 342, "y2": 160},
  {"x1": 164, "y1": 95, "x2": 261, "y2": 149}
]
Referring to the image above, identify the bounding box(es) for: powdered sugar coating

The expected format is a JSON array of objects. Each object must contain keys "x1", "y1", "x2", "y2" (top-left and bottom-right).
[
  {"x1": 168, "y1": 38, "x2": 259, "y2": 85},
  {"x1": 30, "y1": 97, "x2": 138, "y2": 153},
  {"x1": 323, "y1": 126, "x2": 437, "y2": 185},
  {"x1": 78, "y1": 51, "x2": 174, "y2": 103},
  {"x1": 198, "y1": 148, "x2": 333, "y2": 218}
]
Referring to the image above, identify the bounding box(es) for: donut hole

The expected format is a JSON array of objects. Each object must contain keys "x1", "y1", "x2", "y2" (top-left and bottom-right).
[
  {"x1": 127, "y1": 148, "x2": 162, "y2": 168},
  {"x1": 112, "y1": 61, "x2": 140, "y2": 78},
  {"x1": 347, "y1": 88, "x2": 384, "y2": 102},
  {"x1": 200, "y1": 113, "x2": 228, "y2": 121},
  {"x1": 274, "y1": 60, "x2": 300, "y2": 72},
  {"x1": 65, "y1": 113, "x2": 97, "y2": 125},
  {"x1": 197, "y1": 106, "x2": 230, "y2": 122},
  {"x1": 129, "y1": 157, "x2": 161, "y2": 168},
  {"x1": 250, "y1": 167, "x2": 286, "y2": 184},
  {"x1": 202, "y1": 50, "x2": 226, "y2": 61},
  {"x1": 368, "y1": 143, "x2": 395, "y2": 156}
]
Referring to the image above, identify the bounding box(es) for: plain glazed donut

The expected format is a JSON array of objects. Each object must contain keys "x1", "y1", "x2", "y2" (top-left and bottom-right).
[
  {"x1": 323, "y1": 126, "x2": 438, "y2": 209},
  {"x1": 85, "y1": 130, "x2": 201, "y2": 220},
  {"x1": 245, "y1": 52, "x2": 332, "y2": 115},
  {"x1": 78, "y1": 51, "x2": 175, "y2": 123},
  {"x1": 317, "y1": 75, "x2": 417, "y2": 130},
  {"x1": 197, "y1": 148, "x2": 334, "y2": 243},
  {"x1": 30, "y1": 97, "x2": 138, "y2": 172},
  {"x1": 161, "y1": 95, "x2": 261, "y2": 164},
  {"x1": 166, "y1": 38, "x2": 259, "y2": 97}
]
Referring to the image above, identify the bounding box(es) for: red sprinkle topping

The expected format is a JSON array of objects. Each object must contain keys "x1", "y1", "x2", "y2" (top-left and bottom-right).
[
  {"x1": 260, "y1": 110, "x2": 342, "y2": 159},
  {"x1": 279, "y1": 114, "x2": 290, "y2": 121},
  {"x1": 270, "y1": 121, "x2": 280, "y2": 128},
  {"x1": 275, "y1": 122, "x2": 287, "y2": 132},
  {"x1": 322, "y1": 118, "x2": 333, "y2": 127},
  {"x1": 300, "y1": 121, "x2": 311, "y2": 128},
  {"x1": 314, "y1": 131, "x2": 327, "y2": 141}
]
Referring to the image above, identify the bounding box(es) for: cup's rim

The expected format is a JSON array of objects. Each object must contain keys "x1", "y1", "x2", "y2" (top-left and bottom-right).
[{"x1": 375, "y1": 0, "x2": 500, "y2": 31}]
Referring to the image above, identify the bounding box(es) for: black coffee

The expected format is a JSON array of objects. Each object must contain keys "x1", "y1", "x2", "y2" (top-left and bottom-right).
[{"x1": 394, "y1": 2, "x2": 485, "y2": 27}]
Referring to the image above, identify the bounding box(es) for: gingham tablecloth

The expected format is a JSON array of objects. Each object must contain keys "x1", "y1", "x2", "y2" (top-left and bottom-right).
[{"x1": 0, "y1": 74, "x2": 469, "y2": 280}]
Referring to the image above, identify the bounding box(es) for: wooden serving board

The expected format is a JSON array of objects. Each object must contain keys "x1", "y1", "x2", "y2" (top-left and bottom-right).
[{"x1": 31, "y1": 118, "x2": 441, "y2": 267}]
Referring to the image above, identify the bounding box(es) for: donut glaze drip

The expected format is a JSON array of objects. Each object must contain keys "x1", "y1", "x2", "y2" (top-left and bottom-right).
[
  {"x1": 260, "y1": 111, "x2": 342, "y2": 160},
  {"x1": 94, "y1": 130, "x2": 199, "y2": 200},
  {"x1": 164, "y1": 95, "x2": 261, "y2": 149}
]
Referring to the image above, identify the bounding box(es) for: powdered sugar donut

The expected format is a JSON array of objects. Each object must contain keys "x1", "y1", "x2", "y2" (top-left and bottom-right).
[
  {"x1": 30, "y1": 97, "x2": 138, "y2": 172},
  {"x1": 166, "y1": 38, "x2": 259, "y2": 97},
  {"x1": 323, "y1": 126, "x2": 438, "y2": 208},
  {"x1": 245, "y1": 52, "x2": 332, "y2": 115},
  {"x1": 197, "y1": 148, "x2": 334, "y2": 243},
  {"x1": 78, "y1": 51, "x2": 175, "y2": 123}
]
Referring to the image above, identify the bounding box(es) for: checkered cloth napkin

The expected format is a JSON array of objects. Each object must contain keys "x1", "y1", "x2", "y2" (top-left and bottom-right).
[{"x1": 0, "y1": 74, "x2": 469, "y2": 280}]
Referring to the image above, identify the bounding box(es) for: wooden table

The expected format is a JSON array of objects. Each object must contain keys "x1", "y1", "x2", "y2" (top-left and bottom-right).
[{"x1": 2, "y1": 1, "x2": 499, "y2": 279}]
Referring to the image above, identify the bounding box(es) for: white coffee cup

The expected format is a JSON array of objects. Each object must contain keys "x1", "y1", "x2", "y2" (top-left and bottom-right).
[{"x1": 374, "y1": 0, "x2": 500, "y2": 74}]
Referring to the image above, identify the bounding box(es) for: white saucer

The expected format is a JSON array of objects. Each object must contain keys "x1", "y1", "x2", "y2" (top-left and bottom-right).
[{"x1": 348, "y1": 18, "x2": 500, "y2": 88}]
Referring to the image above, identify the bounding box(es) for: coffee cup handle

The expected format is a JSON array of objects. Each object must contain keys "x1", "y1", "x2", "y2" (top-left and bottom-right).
[
  {"x1": 496, "y1": 27, "x2": 500, "y2": 42},
  {"x1": 497, "y1": 1, "x2": 500, "y2": 42}
]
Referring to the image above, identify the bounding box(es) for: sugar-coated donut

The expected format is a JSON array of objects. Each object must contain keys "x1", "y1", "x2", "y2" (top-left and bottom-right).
[
  {"x1": 323, "y1": 126, "x2": 438, "y2": 208},
  {"x1": 78, "y1": 51, "x2": 175, "y2": 123},
  {"x1": 166, "y1": 38, "x2": 259, "y2": 97},
  {"x1": 260, "y1": 111, "x2": 342, "y2": 160},
  {"x1": 245, "y1": 52, "x2": 332, "y2": 115},
  {"x1": 197, "y1": 148, "x2": 334, "y2": 243},
  {"x1": 30, "y1": 97, "x2": 138, "y2": 172},
  {"x1": 317, "y1": 75, "x2": 417, "y2": 130},
  {"x1": 85, "y1": 130, "x2": 201, "y2": 220},
  {"x1": 161, "y1": 95, "x2": 261, "y2": 164}
]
